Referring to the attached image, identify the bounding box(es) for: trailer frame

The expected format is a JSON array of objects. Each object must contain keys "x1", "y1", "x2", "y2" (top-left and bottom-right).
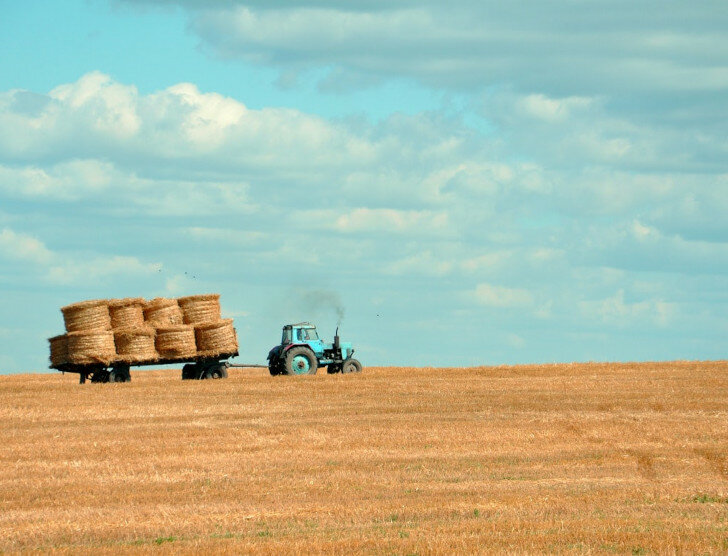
[{"x1": 51, "y1": 350, "x2": 239, "y2": 383}]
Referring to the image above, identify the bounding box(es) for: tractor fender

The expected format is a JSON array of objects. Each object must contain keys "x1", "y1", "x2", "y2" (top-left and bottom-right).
[{"x1": 282, "y1": 343, "x2": 312, "y2": 356}]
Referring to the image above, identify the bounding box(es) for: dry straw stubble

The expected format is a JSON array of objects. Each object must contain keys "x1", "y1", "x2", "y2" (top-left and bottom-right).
[
  {"x1": 178, "y1": 294, "x2": 221, "y2": 325},
  {"x1": 3, "y1": 361, "x2": 728, "y2": 553},
  {"x1": 155, "y1": 325, "x2": 197, "y2": 359},
  {"x1": 195, "y1": 318, "x2": 238, "y2": 356},
  {"x1": 61, "y1": 299, "x2": 111, "y2": 332}
]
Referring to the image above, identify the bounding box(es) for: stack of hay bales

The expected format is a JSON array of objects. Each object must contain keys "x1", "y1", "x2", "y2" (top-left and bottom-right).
[
  {"x1": 143, "y1": 297, "x2": 196, "y2": 359},
  {"x1": 175, "y1": 294, "x2": 239, "y2": 357},
  {"x1": 179, "y1": 294, "x2": 238, "y2": 357},
  {"x1": 48, "y1": 293, "x2": 238, "y2": 367},
  {"x1": 59, "y1": 300, "x2": 116, "y2": 366}
]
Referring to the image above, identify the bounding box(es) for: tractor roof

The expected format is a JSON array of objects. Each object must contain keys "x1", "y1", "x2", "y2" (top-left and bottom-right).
[{"x1": 286, "y1": 322, "x2": 315, "y2": 328}]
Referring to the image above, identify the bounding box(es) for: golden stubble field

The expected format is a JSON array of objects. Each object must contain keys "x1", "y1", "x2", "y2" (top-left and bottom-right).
[{"x1": 1, "y1": 361, "x2": 727, "y2": 554}]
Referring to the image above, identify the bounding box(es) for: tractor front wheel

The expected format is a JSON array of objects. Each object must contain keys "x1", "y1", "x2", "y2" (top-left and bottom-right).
[
  {"x1": 284, "y1": 347, "x2": 318, "y2": 375},
  {"x1": 342, "y1": 358, "x2": 362, "y2": 374}
]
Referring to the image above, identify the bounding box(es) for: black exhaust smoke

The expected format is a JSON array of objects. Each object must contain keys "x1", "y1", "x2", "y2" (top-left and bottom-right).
[{"x1": 298, "y1": 289, "x2": 346, "y2": 326}]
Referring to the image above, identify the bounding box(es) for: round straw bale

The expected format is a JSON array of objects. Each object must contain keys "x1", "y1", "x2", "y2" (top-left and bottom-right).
[
  {"x1": 155, "y1": 325, "x2": 197, "y2": 359},
  {"x1": 177, "y1": 294, "x2": 221, "y2": 325},
  {"x1": 67, "y1": 330, "x2": 116, "y2": 365},
  {"x1": 143, "y1": 298, "x2": 183, "y2": 327},
  {"x1": 114, "y1": 326, "x2": 158, "y2": 363},
  {"x1": 61, "y1": 299, "x2": 111, "y2": 332},
  {"x1": 195, "y1": 319, "x2": 238, "y2": 356},
  {"x1": 109, "y1": 297, "x2": 145, "y2": 329},
  {"x1": 48, "y1": 334, "x2": 68, "y2": 367}
]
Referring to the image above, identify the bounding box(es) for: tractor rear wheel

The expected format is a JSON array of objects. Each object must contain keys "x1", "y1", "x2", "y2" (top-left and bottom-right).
[
  {"x1": 284, "y1": 346, "x2": 318, "y2": 375},
  {"x1": 342, "y1": 358, "x2": 362, "y2": 374}
]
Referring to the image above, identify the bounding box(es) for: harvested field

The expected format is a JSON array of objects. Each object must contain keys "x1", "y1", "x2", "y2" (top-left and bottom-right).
[{"x1": 0, "y1": 361, "x2": 726, "y2": 553}]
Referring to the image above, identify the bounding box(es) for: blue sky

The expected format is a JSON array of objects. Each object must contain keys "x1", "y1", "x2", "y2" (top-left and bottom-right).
[{"x1": 1, "y1": 0, "x2": 726, "y2": 373}]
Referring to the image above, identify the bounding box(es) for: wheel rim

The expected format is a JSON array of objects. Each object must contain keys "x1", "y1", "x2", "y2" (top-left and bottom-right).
[{"x1": 291, "y1": 354, "x2": 311, "y2": 374}]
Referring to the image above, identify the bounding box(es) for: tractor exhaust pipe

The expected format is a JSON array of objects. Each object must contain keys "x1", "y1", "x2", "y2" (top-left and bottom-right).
[{"x1": 334, "y1": 326, "x2": 340, "y2": 350}]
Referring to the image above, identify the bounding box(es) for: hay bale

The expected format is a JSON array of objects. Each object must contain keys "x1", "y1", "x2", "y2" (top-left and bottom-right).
[
  {"x1": 48, "y1": 334, "x2": 68, "y2": 367},
  {"x1": 143, "y1": 298, "x2": 183, "y2": 327},
  {"x1": 67, "y1": 330, "x2": 116, "y2": 365},
  {"x1": 109, "y1": 297, "x2": 145, "y2": 329},
  {"x1": 114, "y1": 326, "x2": 158, "y2": 363},
  {"x1": 178, "y1": 294, "x2": 221, "y2": 325},
  {"x1": 155, "y1": 325, "x2": 197, "y2": 359},
  {"x1": 61, "y1": 299, "x2": 111, "y2": 332},
  {"x1": 195, "y1": 319, "x2": 238, "y2": 356}
]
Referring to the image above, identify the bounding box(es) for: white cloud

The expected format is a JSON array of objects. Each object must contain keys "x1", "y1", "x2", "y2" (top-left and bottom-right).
[
  {"x1": 473, "y1": 283, "x2": 534, "y2": 308},
  {"x1": 50, "y1": 71, "x2": 141, "y2": 138},
  {"x1": 0, "y1": 228, "x2": 54, "y2": 265},
  {"x1": 516, "y1": 94, "x2": 594, "y2": 123},
  {"x1": 581, "y1": 289, "x2": 675, "y2": 328},
  {"x1": 47, "y1": 256, "x2": 162, "y2": 286},
  {"x1": 0, "y1": 159, "x2": 114, "y2": 199},
  {"x1": 175, "y1": 2, "x2": 728, "y2": 100},
  {"x1": 187, "y1": 227, "x2": 264, "y2": 245},
  {"x1": 0, "y1": 226, "x2": 161, "y2": 286},
  {"x1": 320, "y1": 208, "x2": 449, "y2": 234},
  {"x1": 386, "y1": 250, "x2": 453, "y2": 277}
]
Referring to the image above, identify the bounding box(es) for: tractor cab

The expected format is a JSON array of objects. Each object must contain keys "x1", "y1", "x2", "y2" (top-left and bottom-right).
[{"x1": 282, "y1": 323, "x2": 319, "y2": 345}]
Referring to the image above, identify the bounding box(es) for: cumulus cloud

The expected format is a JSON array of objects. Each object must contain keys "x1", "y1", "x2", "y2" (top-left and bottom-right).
[
  {"x1": 125, "y1": 1, "x2": 728, "y2": 101},
  {"x1": 580, "y1": 289, "x2": 675, "y2": 328},
  {"x1": 0, "y1": 226, "x2": 161, "y2": 286},
  {"x1": 0, "y1": 228, "x2": 54, "y2": 265},
  {"x1": 472, "y1": 283, "x2": 534, "y2": 308}
]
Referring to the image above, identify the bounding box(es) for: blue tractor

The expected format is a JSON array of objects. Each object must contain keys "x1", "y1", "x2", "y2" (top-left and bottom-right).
[{"x1": 267, "y1": 322, "x2": 362, "y2": 376}]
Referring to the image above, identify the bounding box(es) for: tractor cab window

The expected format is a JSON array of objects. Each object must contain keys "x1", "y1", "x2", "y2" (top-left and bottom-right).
[
  {"x1": 295, "y1": 328, "x2": 319, "y2": 341},
  {"x1": 282, "y1": 328, "x2": 292, "y2": 344}
]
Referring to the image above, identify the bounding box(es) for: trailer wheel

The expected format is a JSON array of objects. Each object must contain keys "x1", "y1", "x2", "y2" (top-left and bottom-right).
[
  {"x1": 182, "y1": 364, "x2": 196, "y2": 380},
  {"x1": 203, "y1": 362, "x2": 227, "y2": 379},
  {"x1": 91, "y1": 370, "x2": 110, "y2": 383},
  {"x1": 284, "y1": 346, "x2": 318, "y2": 375},
  {"x1": 109, "y1": 365, "x2": 131, "y2": 383},
  {"x1": 342, "y1": 359, "x2": 362, "y2": 374}
]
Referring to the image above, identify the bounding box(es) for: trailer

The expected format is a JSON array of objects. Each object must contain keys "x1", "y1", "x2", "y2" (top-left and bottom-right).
[{"x1": 52, "y1": 351, "x2": 239, "y2": 384}]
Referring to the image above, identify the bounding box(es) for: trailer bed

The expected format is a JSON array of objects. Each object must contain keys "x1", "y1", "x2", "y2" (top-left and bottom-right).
[{"x1": 52, "y1": 351, "x2": 240, "y2": 383}]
